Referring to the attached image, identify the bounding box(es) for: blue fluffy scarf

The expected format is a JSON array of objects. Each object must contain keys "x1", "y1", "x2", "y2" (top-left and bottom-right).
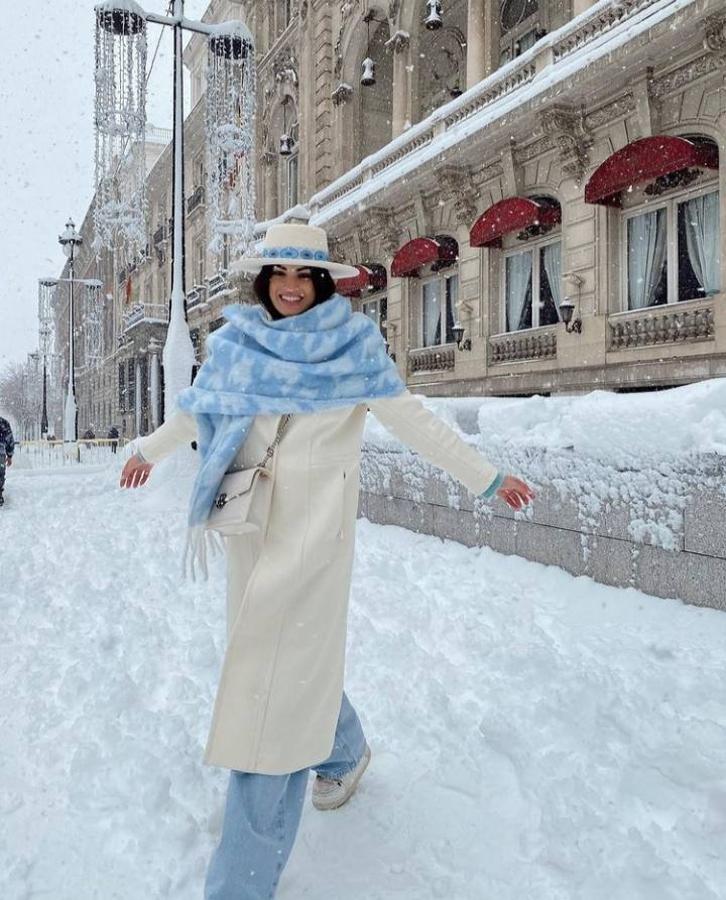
[{"x1": 176, "y1": 294, "x2": 405, "y2": 573}]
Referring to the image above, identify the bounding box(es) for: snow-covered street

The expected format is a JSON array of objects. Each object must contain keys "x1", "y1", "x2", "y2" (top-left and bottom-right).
[{"x1": 2, "y1": 459, "x2": 726, "y2": 900}]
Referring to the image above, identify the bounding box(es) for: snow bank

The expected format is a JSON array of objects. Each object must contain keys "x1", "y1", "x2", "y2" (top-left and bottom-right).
[{"x1": 363, "y1": 380, "x2": 726, "y2": 552}]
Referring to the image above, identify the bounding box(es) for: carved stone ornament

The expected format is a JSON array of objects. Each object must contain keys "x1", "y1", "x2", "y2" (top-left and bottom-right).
[
  {"x1": 273, "y1": 48, "x2": 298, "y2": 86},
  {"x1": 540, "y1": 105, "x2": 591, "y2": 182},
  {"x1": 331, "y1": 83, "x2": 354, "y2": 105},
  {"x1": 438, "y1": 168, "x2": 478, "y2": 227},
  {"x1": 388, "y1": 0, "x2": 401, "y2": 23},
  {"x1": 584, "y1": 94, "x2": 636, "y2": 129},
  {"x1": 368, "y1": 207, "x2": 400, "y2": 257},
  {"x1": 385, "y1": 30, "x2": 410, "y2": 53},
  {"x1": 704, "y1": 14, "x2": 726, "y2": 57},
  {"x1": 649, "y1": 53, "x2": 725, "y2": 100}
]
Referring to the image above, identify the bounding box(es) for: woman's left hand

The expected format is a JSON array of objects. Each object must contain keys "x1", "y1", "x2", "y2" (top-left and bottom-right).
[{"x1": 496, "y1": 475, "x2": 535, "y2": 510}]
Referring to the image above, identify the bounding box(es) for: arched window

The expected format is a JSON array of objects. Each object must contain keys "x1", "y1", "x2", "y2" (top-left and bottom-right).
[
  {"x1": 392, "y1": 236, "x2": 460, "y2": 348},
  {"x1": 471, "y1": 196, "x2": 562, "y2": 333},
  {"x1": 278, "y1": 96, "x2": 299, "y2": 212},
  {"x1": 585, "y1": 135, "x2": 720, "y2": 310},
  {"x1": 265, "y1": 96, "x2": 300, "y2": 217},
  {"x1": 499, "y1": 0, "x2": 543, "y2": 65},
  {"x1": 417, "y1": 1, "x2": 467, "y2": 118}
]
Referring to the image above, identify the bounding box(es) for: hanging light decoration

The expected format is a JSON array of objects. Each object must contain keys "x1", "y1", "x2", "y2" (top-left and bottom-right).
[
  {"x1": 360, "y1": 57, "x2": 376, "y2": 87},
  {"x1": 206, "y1": 20, "x2": 257, "y2": 260},
  {"x1": 360, "y1": 11, "x2": 378, "y2": 87},
  {"x1": 93, "y1": 1, "x2": 148, "y2": 252},
  {"x1": 82, "y1": 280, "x2": 105, "y2": 367},
  {"x1": 424, "y1": 0, "x2": 444, "y2": 30}
]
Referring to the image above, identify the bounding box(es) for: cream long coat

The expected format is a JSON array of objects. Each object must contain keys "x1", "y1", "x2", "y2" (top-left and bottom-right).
[{"x1": 138, "y1": 392, "x2": 499, "y2": 775}]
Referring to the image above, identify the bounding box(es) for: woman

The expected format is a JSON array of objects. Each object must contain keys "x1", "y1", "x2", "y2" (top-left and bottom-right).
[{"x1": 120, "y1": 223, "x2": 534, "y2": 899}]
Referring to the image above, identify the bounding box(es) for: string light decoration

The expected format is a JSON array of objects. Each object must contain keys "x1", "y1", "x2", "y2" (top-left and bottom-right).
[
  {"x1": 82, "y1": 280, "x2": 105, "y2": 367},
  {"x1": 205, "y1": 21, "x2": 257, "y2": 259},
  {"x1": 93, "y1": 1, "x2": 148, "y2": 252}
]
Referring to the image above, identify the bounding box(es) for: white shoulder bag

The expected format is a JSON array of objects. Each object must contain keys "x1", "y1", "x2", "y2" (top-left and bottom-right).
[{"x1": 206, "y1": 414, "x2": 292, "y2": 537}]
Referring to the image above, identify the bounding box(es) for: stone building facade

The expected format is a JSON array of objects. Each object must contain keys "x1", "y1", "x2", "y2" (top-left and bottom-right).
[{"x1": 56, "y1": 0, "x2": 726, "y2": 438}]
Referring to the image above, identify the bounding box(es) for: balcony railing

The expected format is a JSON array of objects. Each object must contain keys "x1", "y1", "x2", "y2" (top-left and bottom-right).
[
  {"x1": 123, "y1": 303, "x2": 169, "y2": 331},
  {"x1": 489, "y1": 328, "x2": 557, "y2": 364},
  {"x1": 207, "y1": 273, "x2": 228, "y2": 297},
  {"x1": 186, "y1": 285, "x2": 208, "y2": 310},
  {"x1": 608, "y1": 299, "x2": 715, "y2": 351},
  {"x1": 187, "y1": 185, "x2": 204, "y2": 214},
  {"x1": 408, "y1": 345, "x2": 456, "y2": 374}
]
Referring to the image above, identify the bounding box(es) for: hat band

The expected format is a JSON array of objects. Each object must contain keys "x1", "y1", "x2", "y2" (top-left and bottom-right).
[{"x1": 262, "y1": 246, "x2": 330, "y2": 262}]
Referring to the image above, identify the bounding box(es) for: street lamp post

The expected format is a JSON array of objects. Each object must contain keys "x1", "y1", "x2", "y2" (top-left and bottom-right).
[{"x1": 58, "y1": 219, "x2": 83, "y2": 443}]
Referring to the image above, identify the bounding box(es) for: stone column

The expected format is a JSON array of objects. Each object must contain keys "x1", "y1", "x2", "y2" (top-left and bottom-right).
[
  {"x1": 134, "y1": 356, "x2": 142, "y2": 437},
  {"x1": 467, "y1": 0, "x2": 500, "y2": 87},
  {"x1": 389, "y1": 31, "x2": 411, "y2": 137}
]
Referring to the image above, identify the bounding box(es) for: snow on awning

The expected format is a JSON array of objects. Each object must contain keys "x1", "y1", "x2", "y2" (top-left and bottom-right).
[
  {"x1": 391, "y1": 236, "x2": 458, "y2": 277},
  {"x1": 469, "y1": 197, "x2": 561, "y2": 248},
  {"x1": 585, "y1": 136, "x2": 719, "y2": 207},
  {"x1": 336, "y1": 264, "x2": 388, "y2": 297}
]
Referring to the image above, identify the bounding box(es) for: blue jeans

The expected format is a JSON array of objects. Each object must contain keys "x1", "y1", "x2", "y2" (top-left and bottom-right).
[{"x1": 204, "y1": 693, "x2": 367, "y2": 900}]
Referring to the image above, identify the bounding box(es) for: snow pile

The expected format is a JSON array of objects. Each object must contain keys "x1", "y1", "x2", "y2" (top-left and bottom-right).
[
  {"x1": 363, "y1": 380, "x2": 726, "y2": 552},
  {"x1": 2, "y1": 464, "x2": 726, "y2": 898}
]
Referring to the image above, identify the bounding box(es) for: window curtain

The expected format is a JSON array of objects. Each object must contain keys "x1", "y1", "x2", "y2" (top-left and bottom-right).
[
  {"x1": 684, "y1": 191, "x2": 720, "y2": 296},
  {"x1": 627, "y1": 209, "x2": 666, "y2": 309},
  {"x1": 542, "y1": 243, "x2": 562, "y2": 321},
  {"x1": 422, "y1": 281, "x2": 441, "y2": 346},
  {"x1": 506, "y1": 251, "x2": 533, "y2": 331},
  {"x1": 445, "y1": 275, "x2": 458, "y2": 343}
]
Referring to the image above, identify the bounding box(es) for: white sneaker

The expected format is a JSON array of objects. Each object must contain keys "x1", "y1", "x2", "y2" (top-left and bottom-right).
[{"x1": 312, "y1": 744, "x2": 371, "y2": 811}]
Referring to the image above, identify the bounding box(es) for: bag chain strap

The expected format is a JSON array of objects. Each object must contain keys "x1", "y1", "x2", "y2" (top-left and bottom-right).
[
  {"x1": 257, "y1": 414, "x2": 291, "y2": 469},
  {"x1": 223, "y1": 414, "x2": 292, "y2": 477}
]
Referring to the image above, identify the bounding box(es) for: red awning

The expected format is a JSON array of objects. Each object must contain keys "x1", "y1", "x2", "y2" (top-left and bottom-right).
[
  {"x1": 469, "y1": 197, "x2": 561, "y2": 248},
  {"x1": 391, "y1": 237, "x2": 458, "y2": 277},
  {"x1": 585, "y1": 136, "x2": 719, "y2": 207},
  {"x1": 336, "y1": 264, "x2": 388, "y2": 297}
]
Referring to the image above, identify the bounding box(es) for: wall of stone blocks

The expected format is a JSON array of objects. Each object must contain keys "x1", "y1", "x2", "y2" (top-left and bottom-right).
[{"x1": 358, "y1": 448, "x2": 726, "y2": 612}]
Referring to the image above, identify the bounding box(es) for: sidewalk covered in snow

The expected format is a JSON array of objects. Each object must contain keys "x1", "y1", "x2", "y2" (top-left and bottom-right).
[{"x1": 1, "y1": 460, "x2": 725, "y2": 899}]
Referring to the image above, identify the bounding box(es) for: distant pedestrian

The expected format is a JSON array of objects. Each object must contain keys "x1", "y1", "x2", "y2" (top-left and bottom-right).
[
  {"x1": 0, "y1": 417, "x2": 15, "y2": 507},
  {"x1": 107, "y1": 425, "x2": 119, "y2": 454}
]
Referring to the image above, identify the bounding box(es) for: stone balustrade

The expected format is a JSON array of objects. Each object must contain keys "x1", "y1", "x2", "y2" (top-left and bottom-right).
[
  {"x1": 489, "y1": 328, "x2": 557, "y2": 364},
  {"x1": 408, "y1": 345, "x2": 456, "y2": 374},
  {"x1": 608, "y1": 301, "x2": 715, "y2": 350}
]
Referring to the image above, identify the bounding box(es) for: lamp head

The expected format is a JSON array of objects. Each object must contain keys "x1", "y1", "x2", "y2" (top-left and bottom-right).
[
  {"x1": 559, "y1": 297, "x2": 575, "y2": 325},
  {"x1": 59, "y1": 219, "x2": 83, "y2": 257}
]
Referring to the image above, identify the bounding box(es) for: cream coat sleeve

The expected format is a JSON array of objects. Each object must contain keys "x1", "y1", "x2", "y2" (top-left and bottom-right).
[
  {"x1": 135, "y1": 409, "x2": 198, "y2": 464},
  {"x1": 367, "y1": 392, "x2": 501, "y2": 497}
]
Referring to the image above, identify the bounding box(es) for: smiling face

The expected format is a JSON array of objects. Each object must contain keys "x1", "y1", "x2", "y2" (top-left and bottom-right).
[{"x1": 268, "y1": 265, "x2": 317, "y2": 317}]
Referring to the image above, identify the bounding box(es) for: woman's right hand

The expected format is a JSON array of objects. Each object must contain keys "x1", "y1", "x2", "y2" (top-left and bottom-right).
[
  {"x1": 496, "y1": 475, "x2": 535, "y2": 510},
  {"x1": 120, "y1": 453, "x2": 154, "y2": 489}
]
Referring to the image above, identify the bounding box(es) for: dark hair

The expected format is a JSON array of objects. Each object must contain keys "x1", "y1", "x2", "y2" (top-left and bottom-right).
[{"x1": 253, "y1": 265, "x2": 336, "y2": 320}]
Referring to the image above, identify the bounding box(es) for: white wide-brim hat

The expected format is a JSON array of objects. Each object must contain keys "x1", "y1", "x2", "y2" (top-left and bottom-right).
[{"x1": 232, "y1": 223, "x2": 360, "y2": 279}]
